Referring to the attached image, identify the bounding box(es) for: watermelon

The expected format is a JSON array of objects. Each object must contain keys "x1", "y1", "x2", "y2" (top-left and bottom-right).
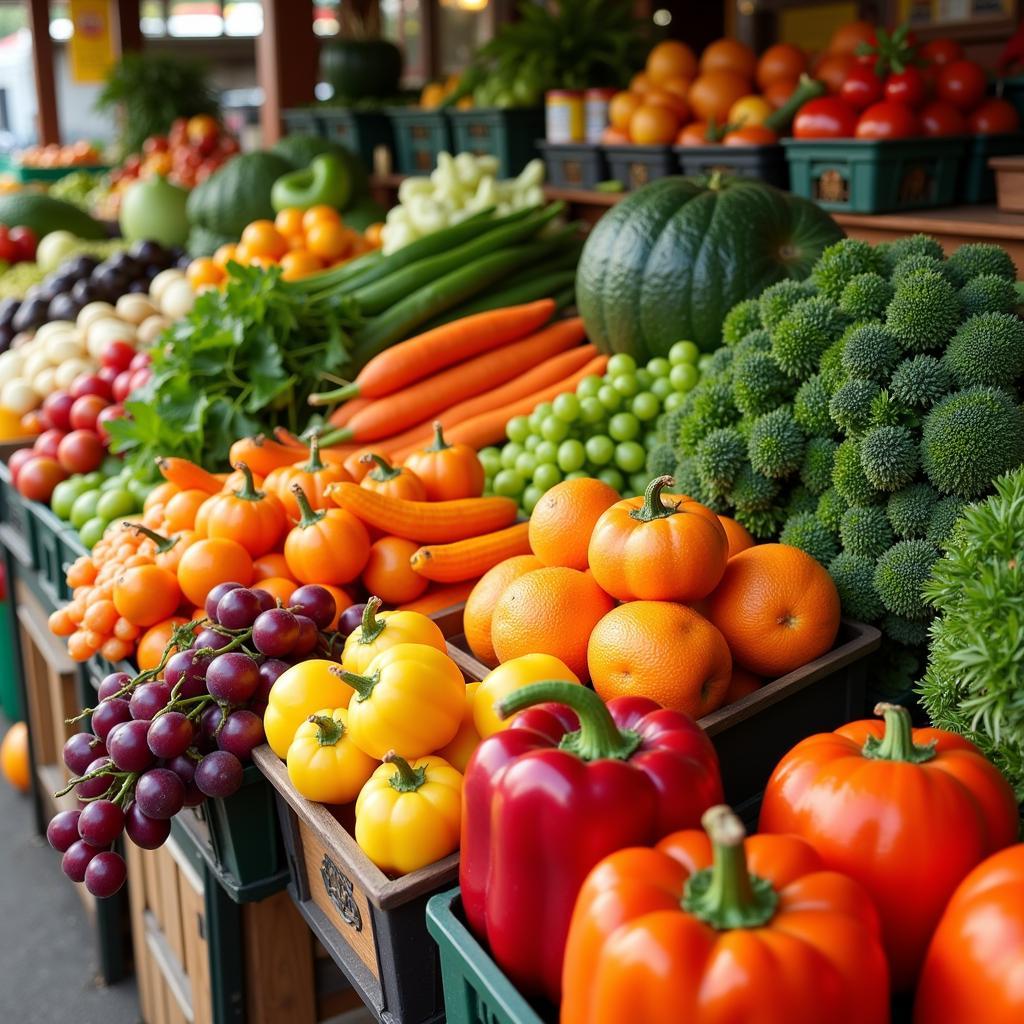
[
  {"x1": 576, "y1": 176, "x2": 843, "y2": 358},
  {"x1": 321, "y1": 39, "x2": 403, "y2": 100},
  {"x1": 185, "y1": 151, "x2": 293, "y2": 239}
]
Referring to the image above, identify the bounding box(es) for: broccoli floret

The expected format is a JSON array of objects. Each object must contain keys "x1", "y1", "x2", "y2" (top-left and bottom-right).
[
  {"x1": 885, "y1": 269, "x2": 962, "y2": 353},
  {"x1": 887, "y1": 483, "x2": 940, "y2": 539},
  {"x1": 840, "y1": 504, "x2": 895, "y2": 559},
  {"x1": 645, "y1": 442, "x2": 678, "y2": 479},
  {"x1": 759, "y1": 279, "x2": 816, "y2": 331},
  {"x1": 676, "y1": 379, "x2": 740, "y2": 453},
  {"x1": 771, "y1": 297, "x2": 845, "y2": 379},
  {"x1": 793, "y1": 375, "x2": 835, "y2": 437},
  {"x1": 874, "y1": 540, "x2": 941, "y2": 621},
  {"x1": 732, "y1": 351, "x2": 792, "y2": 417},
  {"x1": 747, "y1": 407, "x2": 805, "y2": 479},
  {"x1": 785, "y1": 485, "x2": 819, "y2": 519},
  {"x1": 948, "y1": 243, "x2": 1017, "y2": 284},
  {"x1": 926, "y1": 495, "x2": 967, "y2": 547},
  {"x1": 800, "y1": 436, "x2": 837, "y2": 495},
  {"x1": 729, "y1": 463, "x2": 779, "y2": 512},
  {"x1": 733, "y1": 328, "x2": 773, "y2": 364},
  {"x1": 780, "y1": 511, "x2": 840, "y2": 565},
  {"x1": 839, "y1": 272, "x2": 893, "y2": 322},
  {"x1": 829, "y1": 377, "x2": 881, "y2": 434},
  {"x1": 722, "y1": 299, "x2": 763, "y2": 346},
  {"x1": 859, "y1": 424, "x2": 919, "y2": 491},
  {"x1": 813, "y1": 239, "x2": 882, "y2": 302},
  {"x1": 878, "y1": 234, "x2": 945, "y2": 276},
  {"x1": 818, "y1": 338, "x2": 848, "y2": 396},
  {"x1": 733, "y1": 504, "x2": 786, "y2": 540},
  {"x1": 695, "y1": 427, "x2": 747, "y2": 493},
  {"x1": 660, "y1": 405, "x2": 689, "y2": 448},
  {"x1": 889, "y1": 355, "x2": 952, "y2": 411},
  {"x1": 833, "y1": 437, "x2": 883, "y2": 507},
  {"x1": 829, "y1": 552, "x2": 884, "y2": 622},
  {"x1": 943, "y1": 312, "x2": 1024, "y2": 390},
  {"x1": 890, "y1": 254, "x2": 959, "y2": 288},
  {"x1": 959, "y1": 274, "x2": 1018, "y2": 317},
  {"x1": 921, "y1": 386, "x2": 1024, "y2": 498},
  {"x1": 869, "y1": 390, "x2": 908, "y2": 429},
  {"x1": 817, "y1": 487, "x2": 848, "y2": 534},
  {"x1": 704, "y1": 346, "x2": 735, "y2": 380},
  {"x1": 672, "y1": 456, "x2": 702, "y2": 498},
  {"x1": 882, "y1": 613, "x2": 931, "y2": 647},
  {"x1": 841, "y1": 323, "x2": 901, "y2": 382}
]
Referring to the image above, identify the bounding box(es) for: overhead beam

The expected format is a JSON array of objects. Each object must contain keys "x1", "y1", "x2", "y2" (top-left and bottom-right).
[
  {"x1": 27, "y1": 0, "x2": 60, "y2": 144},
  {"x1": 256, "y1": 0, "x2": 318, "y2": 144},
  {"x1": 115, "y1": 0, "x2": 143, "y2": 53}
]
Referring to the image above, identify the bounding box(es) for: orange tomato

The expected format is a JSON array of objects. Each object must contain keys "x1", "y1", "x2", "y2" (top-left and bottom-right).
[
  {"x1": 113, "y1": 564, "x2": 182, "y2": 627},
  {"x1": 688, "y1": 70, "x2": 751, "y2": 122},
  {"x1": 660, "y1": 76, "x2": 692, "y2": 104},
  {"x1": 724, "y1": 125, "x2": 779, "y2": 145},
  {"x1": 362, "y1": 535, "x2": 428, "y2": 605},
  {"x1": 144, "y1": 481, "x2": 179, "y2": 512},
  {"x1": 252, "y1": 552, "x2": 294, "y2": 582},
  {"x1": 644, "y1": 88, "x2": 689, "y2": 121},
  {"x1": 0, "y1": 723, "x2": 30, "y2": 793},
  {"x1": 763, "y1": 76, "x2": 799, "y2": 109},
  {"x1": 280, "y1": 249, "x2": 324, "y2": 281},
  {"x1": 302, "y1": 204, "x2": 341, "y2": 233},
  {"x1": 212, "y1": 243, "x2": 238, "y2": 268},
  {"x1": 814, "y1": 52, "x2": 855, "y2": 94},
  {"x1": 241, "y1": 220, "x2": 289, "y2": 260},
  {"x1": 252, "y1": 576, "x2": 297, "y2": 606},
  {"x1": 677, "y1": 121, "x2": 713, "y2": 146},
  {"x1": 248, "y1": 255, "x2": 278, "y2": 270},
  {"x1": 274, "y1": 207, "x2": 305, "y2": 239},
  {"x1": 176, "y1": 537, "x2": 254, "y2": 607},
  {"x1": 318, "y1": 584, "x2": 353, "y2": 630},
  {"x1": 306, "y1": 221, "x2": 352, "y2": 262},
  {"x1": 727, "y1": 94, "x2": 773, "y2": 128},
  {"x1": 233, "y1": 242, "x2": 251, "y2": 263},
  {"x1": 609, "y1": 90, "x2": 643, "y2": 132},
  {"x1": 829, "y1": 19, "x2": 876, "y2": 56},
  {"x1": 756, "y1": 42, "x2": 807, "y2": 89},
  {"x1": 700, "y1": 38, "x2": 756, "y2": 80},
  {"x1": 136, "y1": 617, "x2": 190, "y2": 671},
  {"x1": 629, "y1": 71, "x2": 651, "y2": 94},
  {"x1": 162, "y1": 488, "x2": 210, "y2": 532},
  {"x1": 628, "y1": 104, "x2": 680, "y2": 144},
  {"x1": 186, "y1": 258, "x2": 225, "y2": 289},
  {"x1": 364, "y1": 223, "x2": 384, "y2": 248},
  {"x1": 646, "y1": 39, "x2": 698, "y2": 84}
]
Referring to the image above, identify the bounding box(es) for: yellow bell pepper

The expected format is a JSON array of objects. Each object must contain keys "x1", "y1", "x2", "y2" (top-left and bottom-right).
[
  {"x1": 473, "y1": 653, "x2": 581, "y2": 739},
  {"x1": 341, "y1": 596, "x2": 447, "y2": 675},
  {"x1": 286, "y1": 708, "x2": 378, "y2": 804},
  {"x1": 338, "y1": 642, "x2": 465, "y2": 759},
  {"x1": 437, "y1": 681, "x2": 481, "y2": 772},
  {"x1": 265, "y1": 659, "x2": 355, "y2": 758},
  {"x1": 355, "y1": 752, "x2": 462, "y2": 874}
]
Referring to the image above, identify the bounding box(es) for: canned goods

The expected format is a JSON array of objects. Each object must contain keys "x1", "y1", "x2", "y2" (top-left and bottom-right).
[
  {"x1": 584, "y1": 88, "x2": 616, "y2": 143},
  {"x1": 545, "y1": 90, "x2": 584, "y2": 143}
]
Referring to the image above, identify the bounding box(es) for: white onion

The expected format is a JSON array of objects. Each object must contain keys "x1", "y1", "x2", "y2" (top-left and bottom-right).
[
  {"x1": 115, "y1": 294, "x2": 157, "y2": 325},
  {"x1": 0, "y1": 378, "x2": 38, "y2": 415},
  {"x1": 150, "y1": 269, "x2": 186, "y2": 305},
  {"x1": 0, "y1": 349, "x2": 24, "y2": 378},
  {"x1": 77, "y1": 302, "x2": 115, "y2": 331},
  {"x1": 43, "y1": 330, "x2": 84, "y2": 365},
  {"x1": 136, "y1": 314, "x2": 170, "y2": 347},
  {"x1": 160, "y1": 278, "x2": 196, "y2": 320},
  {"x1": 54, "y1": 358, "x2": 90, "y2": 389},
  {"x1": 87, "y1": 317, "x2": 137, "y2": 360},
  {"x1": 22, "y1": 349, "x2": 50, "y2": 382},
  {"x1": 35, "y1": 320, "x2": 75, "y2": 341},
  {"x1": 32, "y1": 367, "x2": 56, "y2": 398}
]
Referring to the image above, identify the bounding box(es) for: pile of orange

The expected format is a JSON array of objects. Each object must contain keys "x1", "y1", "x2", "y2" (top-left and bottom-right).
[
  {"x1": 186, "y1": 205, "x2": 384, "y2": 288},
  {"x1": 463, "y1": 475, "x2": 841, "y2": 723},
  {"x1": 606, "y1": 37, "x2": 808, "y2": 147}
]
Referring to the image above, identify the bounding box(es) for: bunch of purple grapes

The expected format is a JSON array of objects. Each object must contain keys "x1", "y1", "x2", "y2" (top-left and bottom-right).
[{"x1": 47, "y1": 583, "x2": 342, "y2": 898}]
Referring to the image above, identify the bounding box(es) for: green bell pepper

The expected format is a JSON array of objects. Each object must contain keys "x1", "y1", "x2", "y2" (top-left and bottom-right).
[{"x1": 271, "y1": 154, "x2": 352, "y2": 213}]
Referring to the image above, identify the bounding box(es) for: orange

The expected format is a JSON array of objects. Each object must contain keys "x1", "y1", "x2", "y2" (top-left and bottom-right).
[
  {"x1": 756, "y1": 42, "x2": 807, "y2": 89},
  {"x1": 302, "y1": 204, "x2": 341, "y2": 233},
  {"x1": 252, "y1": 576, "x2": 297, "y2": 606},
  {"x1": 587, "y1": 601, "x2": 731, "y2": 719},
  {"x1": 629, "y1": 71, "x2": 651, "y2": 94},
  {"x1": 728, "y1": 94, "x2": 773, "y2": 128},
  {"x1": 609, "y1": 90, "x2": 643, "y2": 132},
  {"x1": 491, "y1": 567, "x2": 615, "y2": 681},
  {"x1": 362, "y1": 535, "x2": 428, "y2": 605},
  {"x1": 136, "y1": 616, "x2": 189, "y2": 671},
  {"x1": 700, "y1": 38, "x2": 756, "y2": 80},
  {"x1": 677, "y1": 121, "x2": 712, "y2": 146},
  {"x1": 212, "y1": 243, "x2": 238, "y2": 268},
  {"x1": 186, "y1": 257, "x2": 224, "y2": 288},
  {"x1": 628, "y1": 103, "x2": 679, "y2": 144},
  {"x1": 688, "y1": 70, "x2": 751, "y2": 122},
  {"x1": 240, "y1": 220, "x2": 289, "y2": 260},
  {"x1": 0, "y1": 722, "x2": 29, "y2": 793},
  {"x1": 706, "y1": 543, "x2": 841, "y2": 677},
  {"x1": 306, "y1": 221, "x2": 353, "y2": 262},
  {"x1": 252, "y1": 552, "x2": 293, "y2": 582},
  {"x1": 717, "y1": 515, "x2": 754, "y2": 558},
  {"x1": 527, "y1": 477, "x2": 620, "y2": 570},
  {"x1": 248, "y1": 255, "x2": 278, "y2": 269},
  {"x1": 763, "y1": 76, "x2": 799, "y2": 109},
  {"x1": 646, "y1": 39, "x2": 698, "y2": 84},
  {"x1": 601, "y1": 127, "x2": 630, "y2": 144},
  {"x1": 814, "y1": 52, "x2": 855, "y2": 94},
  {"x1": 464, "y1": 553, "x2": 544, "y2": 667},
  {"x1": 722, "y1": 667, "x2": 762, "y2": 705},
  {"x1": 319, "y1": 584, "x2": 353, "y2": 631},
  {"x1": 274, "y1": 207, "x2": 305, "y2": 238},
  {"x1": 644, "y1": 87, "x2": 689, "y2": 121},
  {"x1": 280, "y1": 249, "x2": 324, "y2": 281},
  {"x1": 660, "y1": 75, "x2": 693, "y2": 104}
]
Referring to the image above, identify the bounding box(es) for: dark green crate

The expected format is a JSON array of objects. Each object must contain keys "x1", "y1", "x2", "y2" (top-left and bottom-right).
[
  {"x1": 0, "y1": 598, "x2": 22, "y2": 720},
  {"x1": 389, "y1": 108, "x2": 452, "y2": 174},
  {"x1": 782, "y1": 137, "x2": 965, "y2": 213},
  {"x1": 427, "y1": 889, "x2": 548, "y2": 1024},
  {"x1": 535, "y1": 141, "x2": 607, "y2": 190},
  {"x1": 448, "y1": 108, "x2": 545, "y2": 177},
  {"x1": 0, "y1": 459, "x2": 30, "y2": 559},
  {"x1": 675, "y1": 143, "x2": 789, "y2": 189},
  {"x1": 25, "y1": 499, "x2": 76, "y2": 606},
  {"x1": 282, "y1": 106, "x2": 323, "y2": 136},
  {"x1": 602, "y1": 144, "x2": 675, "y2": 190},
  {"x1": 959, "y1": 133, "x2": 1024, "y2": 204},
  {"x1": 317, "y1": 108, "x2": 393, "y2": 173}
]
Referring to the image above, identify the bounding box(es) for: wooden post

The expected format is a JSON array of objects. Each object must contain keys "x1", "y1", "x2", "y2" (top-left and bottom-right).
[
  {"x1": 114, "y1": 0, "x2": 143, "y2": 54},
  {"x1": 256, "y1": 0, "x2": 319, "y2": 145},
  {"x1": 27, "y1": 0, "x2": 60, "y2": 144}
]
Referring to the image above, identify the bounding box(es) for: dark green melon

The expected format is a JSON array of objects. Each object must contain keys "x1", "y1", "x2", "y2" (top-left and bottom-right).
[
  {"x1": 576, "y1": 175, "x2": 843, "y2": 358},
  {"x1": 321, "y1": 39, "x2": 403, "y2": 101}
]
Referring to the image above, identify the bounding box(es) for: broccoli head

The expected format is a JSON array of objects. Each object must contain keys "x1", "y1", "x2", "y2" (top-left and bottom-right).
[
  {"x1": 828, "y1": 552, "x2": 884, "y2": 622},
  {"x1": 881, "y1": 613, "x2": 931, "y2": 647},
  {"x1": 759, "y1": 278, "x2": 816, "y2": 331},
  {"x1": 785, "y1": 485, "x2": 820, "y2": 519},
  {"x1": 947, "y1": 242, "x2": 1017, "y2": 284},
  {"x1": 839, "y1": 272, "x2": 893, "y2": 322},
  {"x1": 645, "y1": 442, "x2": 678, "y2": 479},
  {"x1": 800, "y1": 435, "x2": 838, "y2": 495},
  {"x1": 816, "y1": 487, "x2": 848, "y2": 534},
  {"x1": 926, "y1": 494, "x2": 967, "y2": 547},
  {"x1": 859, "y1": 424, "x2": 920, "y2": 491},
  {"x1": 921, "y1": 386, "x2": 1024, "y2": 498},
  {"x1": 671, "y1": 456, "x2": 703, "y2": 499},
  {"x1": 793, "y1": 375, "x2": 836, "y2": 437},
  {"x1": 959, "y1": 274, "x2": 1018, "y2": 317},
  {"x1": 732, "y1": 351, "x2": 792, "y2": 417},
  {"x1": 722, "y1": 299, "x2": 763, "y2": 346},
  {"x1": 812, "y1": 238, "x2": 883, "y2": 302},
  {"x1": 676, "y1": 379, "x2": 740, "y2": 453},
  {"x1": 704, "y1": 346, "x2": 735, "y2": 380},
  {"x1": 889, "y1": 355, "x2": 952, "y2": 411},
  {"x1": 943, "y1": 312, "x2": 1024, "y2": 390},
  {"x1": 885, "y1": 269, "x2": 962, "y2": 353},
  {"x1": 780, "y1": 511, "x2": 840, "y2": 566},
  {"x1": 771, "y1": 297, "x2": 845, "y2": 379},
  {"x1": 841, "y1": 323, "x2": 901, "y2": 382},
  {"x1": 747, "y1": 406, "x2": 805, "y2": 479},
  {"x1": 829, "y1": 377, "x2": 881, "y2": 434},
  {"x1": 733, "y1": 328, "x2": 773, "y2": 363},
  {"x1": 818, "y1": 338, "x2": 849, "y2": 396},
  {"x1": 840, "y1": 504, "x2": 895, "y2": 559},
  {"x1": 890, "y1": 254, "x2": 959, "y2": 288},
  {"x1": 696, "y1": 427, "x2": 748, "y2": 493},
  {"x1": 886, "y1": 483, "x2": 940, "y2": 540},
  {"x1": 833, "y1": 437, "x2": 883, "y2": 507},
  {"x1": 879, "y1": 233, "x2": 945, "y2": 274},
  {"x1": 873, "y1": 539, "x2": 941, "y2": 621},
  {"x1": 729, "y1": 463, "x2": 780, "y2": 512}
]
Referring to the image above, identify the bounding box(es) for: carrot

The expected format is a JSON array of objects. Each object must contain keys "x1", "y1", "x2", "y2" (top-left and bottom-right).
[
  {"x1": 397, "y1": 580, "x2": 477, "y2": 614},
  {"x1": 325, "y1": 483, "x2": 517, "y2": 543},
  {"x1": 332, "y1": 318, "x2": 586, "y2": 444},
  {"x1": 410, "y1": 523, "x2": 531, "y2": 583},
  {"x1": 271, "y1": 427, "x2": 307, "y2": 447},
  {"x1": 156, "y1": 458, "x2": 223, "y2": 494},
  {"x1": 327, "y1": 396, "x2": 373, "y2": 427},
  {"x1": 394, "y1": 354, "x2": 610, "y2": 458},
  {"x1": 309, "y1": 299, "x2": 556, "y2": 405}
]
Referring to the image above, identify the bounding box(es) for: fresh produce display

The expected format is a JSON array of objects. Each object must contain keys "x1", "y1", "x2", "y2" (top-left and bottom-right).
[
  {"x1": 0, "y1": 192, "x2": 106, "y2": 240},
  {"x1": 15, "y1": 141, "x2": 104, "y2": 169}
]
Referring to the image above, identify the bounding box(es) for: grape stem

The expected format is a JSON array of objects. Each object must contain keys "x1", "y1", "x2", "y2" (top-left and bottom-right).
[
  {"x1": 112, "y1": 772, "x2": 140, "y2": 808},
  {"x1": 53, "y1": 765, "x2": 129, "y2": 799}
]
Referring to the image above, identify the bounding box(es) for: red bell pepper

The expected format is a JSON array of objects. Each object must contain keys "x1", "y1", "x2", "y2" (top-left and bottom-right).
[{"x1": 460, "y1": 680, "x2": 723, "y2": 1004}]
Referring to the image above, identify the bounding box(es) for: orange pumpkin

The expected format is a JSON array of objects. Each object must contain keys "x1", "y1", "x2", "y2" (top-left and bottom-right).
[
  {"x1": 359, "y1": 454, "x2": 427, "y2": 501},
  {"x1": 283, "y1": 483, "x2": 370, "y2": 585},
  {"x1": 263, "y1": 435, "x2": 353, "y2": 520},
  {"x1": 403, "y1": 422, "x2": 485, "y2": 501},
  {"x1": 201, "y1": 463, "x2": 287, "y2": 558},
  {"x1": 587, "y1": 475, "x2": 729, "y2": 602}
]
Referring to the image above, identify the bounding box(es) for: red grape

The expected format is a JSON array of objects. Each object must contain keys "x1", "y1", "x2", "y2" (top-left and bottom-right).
[
  {"x1": 198, "y1": 705, "x2": 225, "y2": 750},
  {"x1": 125, "y1": 802, "x2": 172, "y2": 849},
  {"x1": 97, "y1": 671, "x2": 132, "y2": 700},
  {"x1": 134, "y1": 768, "x2": 185, "y2": 819},
  {"x1": 217, "y1": 710, "x2": 264, "y2": 762},
  {"x1": 193, "y1": 627, "x2": 231, "y2": 652},
  {"x1": 129, "y1": 680, "x2": 171, "y2": 721},
  {"x1": 91, "y1": 698, "x2": 132, "y2": 741},
  {"x1": 338, "y1": 602, "x2": 366, "y2": 636},
  {"x1": 216, "y1": 588, "x2": 262, "y2": 629},
  {"x1": 76, "y1": 756, "x2": 114, "y2": 799},
  {"x1": 84, "y1": 850, "x2": 127, "y2": 898},
  {"x1": 206, "y1": 652, "x2": 260, "y2": 703},
  {"x1": 47, "y1": 810, "x2": 82, "y2": 852},
  {"x1": 62, "y1": 839, "x2": 100, "y2": 882},
  {"x1": 256, "y1": 659, "x2": 288, "y2": 703},
  {"x1": 195, "y1": 751, "x2": 243, "y2": 798},
  {"x1": 253, "y1": 588, "x2": 276, "y2": 613},
  {"x1": 147, "y1": 712, "x2": 194, "y2": 759},
  {"x1": 164, "y1": 648, "x2": 208, "y2": 698},
  {"x1": 252, "y1": 608, "x2": 299, "y2": 657},
  {"x1": 204, "y1": 581, "x2": 243, "y2": 621},
  {"x1": 64, "y1": 732, "x2": 106, "y2": 775},
  {"x1": 78, "y1": 799, "x2": 125, "y2": 847},
  {"x1": 107, "y1": 719, "x2": 156, "y2": 772},
  {"x1": 290, "y1": 585, "x2": 336, "y2": 631},
  {"x1": 292, "y1": 615, "x2": 319, "y2": 657},
  {"x1": 167, "y1": 755, "x2": 204, "y2": 806}
]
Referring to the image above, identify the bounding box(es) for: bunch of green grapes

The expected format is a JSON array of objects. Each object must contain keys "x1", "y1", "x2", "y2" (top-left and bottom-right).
[{"x1": 480, "y1": 341, "x2": 702, "y2": 512}]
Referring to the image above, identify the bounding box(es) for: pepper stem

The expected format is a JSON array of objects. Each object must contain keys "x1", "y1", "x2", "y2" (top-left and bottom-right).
[
  {"x1": 124, "y1": 522, "x2": 178, "y2": 554},
  {"x1": 426, "y1": 421, "x2": 451, "y2": 452},
  {"x1": 863, "y1": 702, "x2": 937, "y2": 763},
  {"x1": 681, "y1": 805, "x2": 778, "y2": 930},
  {"x1": 356, "y1": 597, "x2": 386, "y2": 643},
  {"x1": 302, "y1": 435, "x2": 327, "y2": 474},
  {"x1": 291, "y1": 483, "x2": 326, "y2": 528},
  {"x1": 362, "y1": 453, "x2": 402, "y2": 482},
  {"x1": 629, "y1": 475, "x2": 681, "y2": 523},
  {"x1": 497, "y1": 681, "x2": 641, "y2": 762},
  {"x1": 308, "y1": 713, "x2": 345, "y2": 747},
  {"x1": 232, "y1": 462, "x2": 263, "y2": 502},
  {"x1": 384, "y1": 751, "x2": 427, "y2": 793},
  {"x1": 332, "y1": 665, "x2": 380, "y2": 702}
]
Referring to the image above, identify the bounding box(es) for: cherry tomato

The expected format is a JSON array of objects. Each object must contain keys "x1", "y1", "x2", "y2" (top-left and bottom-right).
[
  {"x1": 936, "y1": 60, "x2": 988, "y2": 112},
  {"x1": 112, "y1": 370, "x2": 134, "y2": 403},
  {"x1": 856, "y1": 100, "x2": 921, "y2": 139},
  {"x1": 129, "y1": 351, "x2": 151, "y2": 371},
  {"x1": 8, "y1": 226, "x2": 37, "y2": 262},
  {"x1": 16, "y1": 456, "x2": 67, "y2": 502},
  {"x1": 33, "y1": 428, "x2": 66, "y2": 459},
  {"x1": 793, "y1": 96, "x2": 859, "y2": 138},
  {"x1": 42, "y1": 392, "x2": 74, "y2": 432},
  {"x1": 97, "y1": 365, "x2": 120, "y2": 388},
  {"x1": 70, "y1": 373, "x2": 114, "y2": 402},
  {"x1": 968, "y1": 98, "x2": 1021, "y2": 135},
  {"x1": 101, "y1": 339, "x2": 136, "y2": 372},
  {"x1": 920, "y1": 39, "x2": 964, "y2": 66},
  {"x1": 127, "y1": 368, "x2": 152, "y2": 393},
  {"x1": 839, "y1": 65, "x2": 884, "y2": 111},
  {"x1": 920, "y1": 100, "x2": 968, "y2": 137},
  {"x1": 884, "y1": 67, "x2": 928, "y2": 109},
  {"x1": 0, "y1": 232, "x2": 19, "y2": 263},
  {"x1": 57, "y1": 430, "x2": 105, "y2": 475},
  {"x1": 96, "y1": 405, "x2": 125, "y2": 444},
  {"x1": 8, "y1": 447, "x2": 36, "y2": 485},
  {"x1": 69, "y1": 394, "x2": 108, "y2": 432}
]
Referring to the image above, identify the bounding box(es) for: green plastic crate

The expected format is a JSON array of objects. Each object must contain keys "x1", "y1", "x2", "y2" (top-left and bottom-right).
[
  {"x1": 782, "y1": 137, "x2": 965, "y2": 213},
  {"x1": 10, "y1": 163, "x2": 109, "y2": 183},
  {"x1": 448, "y1": 108, "x2": 545, "y2": 177},
  {"x1": 282, "y1": 106, "x2": 323, "y2": 136},
  {"x1": 25, "y1": 499, "x2": 76, "y2": 607},
  {"x1": 602, "y1": 144, "x2": 675, "y2": 191},
  {"x1": 536, "y1": 141, "x2": 607, "y2": 190},
  {"x1": 318, "y1": 108, "x2": 393, "y2": 173},
  {"x1": 427, "y1": 888, "x2": 548, "y2": 1024},
  {"x1": 959, "y1": 133, "x2": 1024, "y2": 204},
  {"x1": 389, "y1": 108, "x2": 452, "y2": 175},
  {"x1": 0, "y1": 598, "x2": 22, "y2": 720},
  {"x1": 0, "y1": 459, "x2": 30, "y2": 563}
]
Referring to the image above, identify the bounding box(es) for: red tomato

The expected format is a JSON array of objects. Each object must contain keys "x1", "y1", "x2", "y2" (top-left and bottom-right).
[
  {"x1": 793, "y1": 96, "x2": 859, "y2": 138},
  {"x1": 69, "y1": 373, "x2": 113, "y2": 402},
  {"x1": 885, "y1": 67, "x2": 929, "y2": 109},
  {"x1": 0, "y1": 232, "x2": 19, "y2": 263},
  {"x1": 968, "y1": 98, "x2": 1021, "y2": 135},
  {"x1": 8, "y1": 447, "x2": 36, "y2": 484},
  {"x1": 112, "y1": 370, "x2": 134, "y2": 403},
  {"x1": 97, "y1": 365, "x2": 120, "y2": 388},
  {"x1": 839, "y1": 65, "x2": 884, "y2": 111},
  {"x1": 96, "y1": 404, "x2": 125, "y2": 444},
  {"x1": 129, "y1": 351, "x2": 151, "y2": 371},
  {"x1": 856, "y1": 100, "x2": 922, "y2": 139},
  {"x1": 936, "y1": 60, "x2": 988, "y2": 111},
  {"x1": 41, "y1": 391, "x2": 74, "y2": 432},
  {"x1": 920, "y1": 38, "x2": 964, "y2": 66},
  {"x1": 920, "y1": 100, "x2": 968, "y2": 137},
  {"x1": 33, "y1": 428, "x2": 65, "y2": 459},
  {"x1": 57, "y1": 430, "x2": 105, "y2": 474},
  {"x1": 127, "y1": 368, "x2": 152, "y2": 393},
  {"x1": 16, "y1": 456, "x2": 67, "y2": 502},
  {"x1": 100, "y1": 339, "x2": 135, "y2": 372},
  {"x1": 69, "y1": 394, "x2": 107, "y2": 432},
  {"x1": 8, "y1": 226, "x2": 36, "y2": 262}
]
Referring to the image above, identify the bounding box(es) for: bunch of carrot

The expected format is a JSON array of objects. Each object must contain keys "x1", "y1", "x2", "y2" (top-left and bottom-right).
[{"x1": 309, "y1": 299, "x2": 607, "y2": 465}]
